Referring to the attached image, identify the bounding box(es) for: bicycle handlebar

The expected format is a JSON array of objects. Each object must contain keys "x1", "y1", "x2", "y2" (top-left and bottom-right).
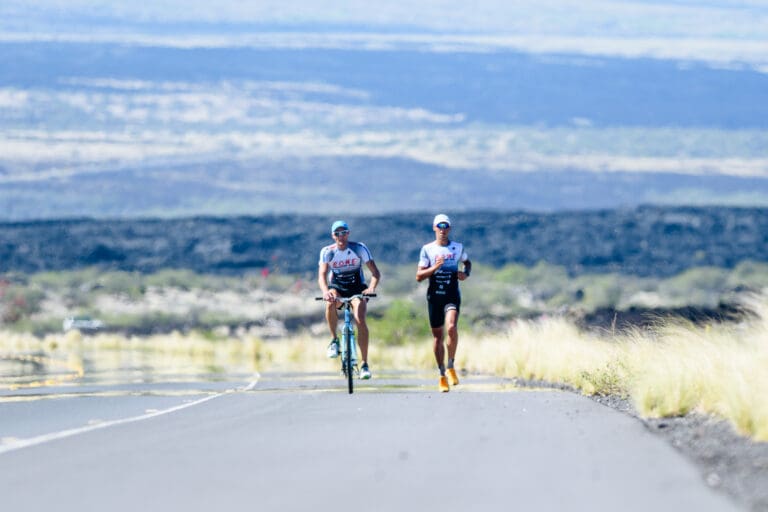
[{"x1": 315, "y1": 293, "x2": 377, "y2": 301}]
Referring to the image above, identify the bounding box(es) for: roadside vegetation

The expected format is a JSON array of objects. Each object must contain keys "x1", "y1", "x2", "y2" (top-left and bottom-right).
[
  {"x1": 460, "y1": 307, "x2": 768, "y2": 441},
  {"x1": 1, "y1": 264, "x2": 768, "y2": 441},
  {"x1": 3, "y1": 261, "x2": 768, "y2": 336}
]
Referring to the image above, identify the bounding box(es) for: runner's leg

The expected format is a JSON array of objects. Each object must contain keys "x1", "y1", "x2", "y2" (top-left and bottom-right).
[
  {"x1": 352, "y1": 298, "x2": 369, "y2": 363},
  {"x1": 432, "y1": 326, "x2": 445, "y2": 373},
  {"x1": 445, "y1": 307, "x2": 459, "y2": 362}
]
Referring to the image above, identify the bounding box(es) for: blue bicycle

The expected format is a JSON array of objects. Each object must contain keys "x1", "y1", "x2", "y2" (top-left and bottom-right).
[{"x1": 316, "y1": 293, "x2": 375, "y2": 394}]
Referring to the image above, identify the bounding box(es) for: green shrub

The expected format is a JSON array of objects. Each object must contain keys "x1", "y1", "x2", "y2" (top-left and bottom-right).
[
  {"x1": 0, "y1": 285, "x2": 45, "y2": 323},
  {"x1": 494, "y1": 263, "x2": 531, "y2": 284},
  {"x1": 368, "y1": 299, "x2": 430, "y2": 346},
  {"x1": 575, "y1": 274, "x2": 627, "y2": 310},
  {"x1": 144, "y1": 269, "x2": 201, "y2": 290},
  {"x1": 728, "y1": 261, "x2": 768, "y2": 290},
  {"x1": 29, "y1": 268, "x2": 100, "y2": 289},
  {"x1": 658, "y1": 267, "x2": 729, "y2": 307},
  {"x1": 376, "y1": 263, "x2": 417, "y2": 295},
  {"x1": 96, "y1": 271, "x2": 147, "y2": 299}
]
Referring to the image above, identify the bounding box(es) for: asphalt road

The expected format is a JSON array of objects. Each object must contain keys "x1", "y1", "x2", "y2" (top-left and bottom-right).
[{"x1": 0, "y1": 371, "x2": 742, "y2": 512}]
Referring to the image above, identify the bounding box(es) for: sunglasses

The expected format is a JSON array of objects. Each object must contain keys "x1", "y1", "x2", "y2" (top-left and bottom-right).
[
  {"x1": 435, "y1": 222, "x2": 450, "y2": 229},
  {"x1": 333, "y1": 230, "x2": 349, "y2": 237}
]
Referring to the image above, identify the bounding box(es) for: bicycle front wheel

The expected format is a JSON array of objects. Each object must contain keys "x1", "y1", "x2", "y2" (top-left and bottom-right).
[{"x1": 342, "y1": 325, "x2": 354, "y2": 394}]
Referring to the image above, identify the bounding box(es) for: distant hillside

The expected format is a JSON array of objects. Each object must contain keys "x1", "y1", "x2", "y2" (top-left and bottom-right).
[
  {"x1": 5, "y1": 158, "x2": 768, "y2": 220},
  {"x1": 2, "y1": 41, "x2": 768, "y2": 220},
  {"x1": 1, "y1": 206, "x2": 767, "y2": 278}
]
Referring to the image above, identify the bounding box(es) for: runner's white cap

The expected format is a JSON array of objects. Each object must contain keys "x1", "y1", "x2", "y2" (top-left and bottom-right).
[{"x1": 433, "y1": 214, "x2": 451, "y2": 227}]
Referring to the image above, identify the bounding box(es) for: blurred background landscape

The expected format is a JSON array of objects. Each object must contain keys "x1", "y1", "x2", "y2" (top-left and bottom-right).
[
  {"x1": 1, "y1": 0, "x2": 767, "y2": 337},
  {"x1": 5, "y1": 5, "x2": 768, "y2": 498}
]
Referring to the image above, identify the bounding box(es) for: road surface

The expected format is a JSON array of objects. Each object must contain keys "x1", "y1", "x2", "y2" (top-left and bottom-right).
[{"x1": 0, "y1": 370, "x2": 741, "y2": 511}]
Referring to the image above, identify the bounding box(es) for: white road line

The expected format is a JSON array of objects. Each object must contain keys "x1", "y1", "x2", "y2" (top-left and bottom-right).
[{"x1": 0, "y1": 376, "x2": 260, "y2": 455}]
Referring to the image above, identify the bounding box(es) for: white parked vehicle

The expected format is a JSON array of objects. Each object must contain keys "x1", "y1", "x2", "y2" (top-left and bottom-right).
[{"x1": 62, "y1": 316, "x2": 104, "y2": 332}]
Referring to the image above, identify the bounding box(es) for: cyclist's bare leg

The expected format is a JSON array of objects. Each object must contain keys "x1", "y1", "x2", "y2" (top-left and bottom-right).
[
  {"x1": 445, "y1": 308, "x2": 459, "y2": 362},
  {"x1": 325, "y1": 301, "x2": 339, "y2": 338},
  {"x1": 352, "y1": 298, "x2": 369, "y2": 363},
  {"x1": 432, "y1": 326, "x2": 446, "y2": 372}
]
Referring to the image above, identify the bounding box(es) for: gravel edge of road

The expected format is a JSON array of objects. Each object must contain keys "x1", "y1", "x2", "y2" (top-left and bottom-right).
[{"x1": 512, "y1": 378, "x2": 768, "y2": 512}]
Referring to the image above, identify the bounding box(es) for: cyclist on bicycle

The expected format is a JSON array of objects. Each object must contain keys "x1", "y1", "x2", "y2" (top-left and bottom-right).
[
  {"x1": 416, "y1": 214, "x2": 471, "y2": 392},
  {"x1": 318, "y1": 220, "x2": 381, "y2": 380}
]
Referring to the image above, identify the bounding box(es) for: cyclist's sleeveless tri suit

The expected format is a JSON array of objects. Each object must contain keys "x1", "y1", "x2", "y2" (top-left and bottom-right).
[
  {"x1": 319, "y1": 241, "x2": 373, "y2": 297},
  {"x1": 418, "y1": 240, "x2": 469, "y2": 328}
]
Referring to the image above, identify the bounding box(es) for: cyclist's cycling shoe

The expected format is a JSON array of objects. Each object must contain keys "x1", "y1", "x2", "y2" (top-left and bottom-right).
[
  {"x1": 326, "y1": 339, "x2": 340, "y2": 358},
  {"x1": 439, "y1": 375, "x2": 450, "y2": 392},
  {"x1": 446, "y1": 368, "x2": 459, "y2": 386},
  {"x1": 360, "y1": 363, "x2": 372, "y2": 380}
]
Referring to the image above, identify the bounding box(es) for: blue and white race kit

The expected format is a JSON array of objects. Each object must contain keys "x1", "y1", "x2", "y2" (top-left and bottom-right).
[{"x1": 319, "y1": 241, "x2": 373, "y2": 295}]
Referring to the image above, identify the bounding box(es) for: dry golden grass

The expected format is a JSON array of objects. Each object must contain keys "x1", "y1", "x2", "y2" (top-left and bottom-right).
[
  {"x1": 457, "y1": 303, "x2": 768, "y2": 442},
  {"x1": 623, "y1": 313, "x2": 768, "y2": 441},
  {"x1": 2, "y1": 294, "x2": 768, "y2": 440}
]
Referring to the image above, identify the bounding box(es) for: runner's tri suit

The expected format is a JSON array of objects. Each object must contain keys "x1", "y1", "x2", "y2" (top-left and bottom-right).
[
  {"x1": 319, "y1": 241, "x2": 373, "y2": 297},
  {"x1": 418, "y1": 240, "x2": 469, "y2": 328}
]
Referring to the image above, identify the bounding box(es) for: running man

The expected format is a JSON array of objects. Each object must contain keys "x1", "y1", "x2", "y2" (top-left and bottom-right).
[
  {"x1": 318, "y1": 220, "x2": 381, "y2": 380},
  {"x1": 416, "y1": 214, "x2": 471, "y2": 392}
]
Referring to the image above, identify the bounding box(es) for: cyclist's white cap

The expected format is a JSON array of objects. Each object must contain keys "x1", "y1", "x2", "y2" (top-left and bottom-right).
[
  {"x1": 331, "y1": 220, "x2": 349, "y2": 233},
  {"x1": 433, "y1": 214, "x2": 451, "y2": 227}
]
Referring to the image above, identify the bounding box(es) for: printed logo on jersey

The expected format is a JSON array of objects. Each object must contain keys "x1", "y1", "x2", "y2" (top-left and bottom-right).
[{"x1": 332, "y1": 258, "x2": 359, "y2": 269}]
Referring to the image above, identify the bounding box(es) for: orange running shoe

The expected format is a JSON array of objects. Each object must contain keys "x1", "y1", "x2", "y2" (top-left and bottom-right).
[
  {"x1": 439, "y1": 375, "x2": 450, "y2": 392},
  {"x1": 446, "y1": 368, "x2": 459, "y2": 386}
]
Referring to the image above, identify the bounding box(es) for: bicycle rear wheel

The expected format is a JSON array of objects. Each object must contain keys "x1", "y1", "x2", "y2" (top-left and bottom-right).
[{"x1": 342, "y1": 325, "x2": 354, "y2": 394}]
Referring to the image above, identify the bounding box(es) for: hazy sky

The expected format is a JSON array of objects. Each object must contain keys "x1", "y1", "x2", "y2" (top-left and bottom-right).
[
  {"x1": 2, "y1": 1, "x2": 766, "y2": 71},
  {"x1": 2, "y1": 0, "x2": 767, "y2": 37}
]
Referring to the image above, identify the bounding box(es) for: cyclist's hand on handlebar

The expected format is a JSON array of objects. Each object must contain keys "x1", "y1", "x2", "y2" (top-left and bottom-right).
[
  {"x1": 363, "y1": 286, "x2": 376, "y2": 296},
  {"x1": 323, "y1": 290, "x2": 338, "y2": 302}
]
